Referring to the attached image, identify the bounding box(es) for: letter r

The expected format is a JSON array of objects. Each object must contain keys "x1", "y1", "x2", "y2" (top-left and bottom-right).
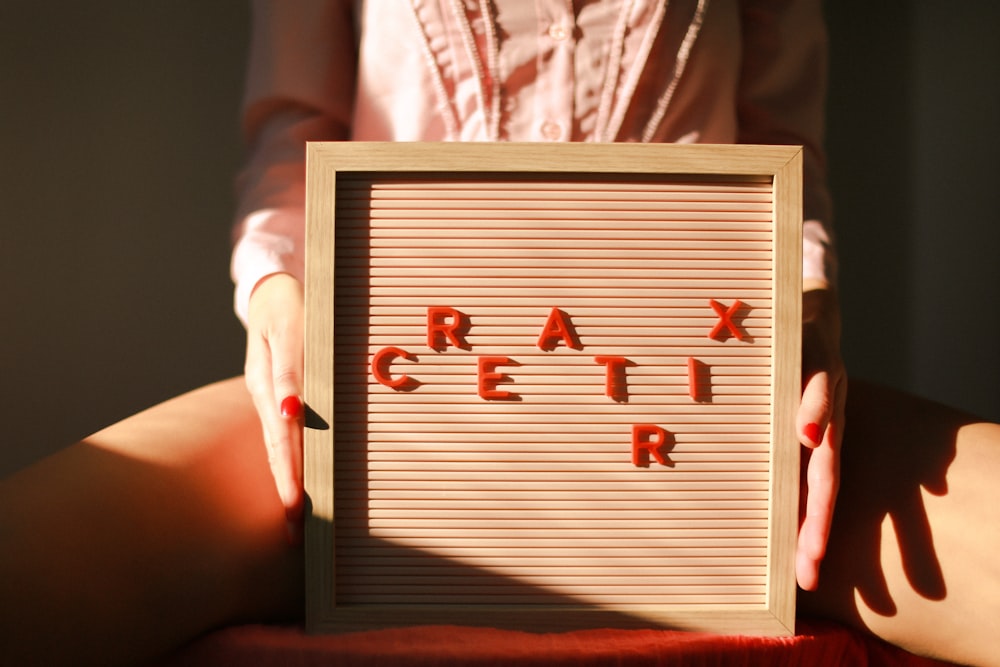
[
  {"x1": 631, "y1": 424, "x2": 672, "y2": 467},
  {"x1": 427, "y1": 307, "x2": 467, "y2": 350}
]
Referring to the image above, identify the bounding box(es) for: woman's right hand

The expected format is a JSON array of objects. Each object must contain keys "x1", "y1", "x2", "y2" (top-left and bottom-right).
[{"x1": 244, "y1": 272, "x2": 305, "y2": 544}]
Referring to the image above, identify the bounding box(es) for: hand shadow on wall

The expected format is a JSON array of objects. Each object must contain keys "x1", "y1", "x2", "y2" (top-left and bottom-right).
[{"x1": 799, "y1": 379, "x2": 969, "y2": 622}]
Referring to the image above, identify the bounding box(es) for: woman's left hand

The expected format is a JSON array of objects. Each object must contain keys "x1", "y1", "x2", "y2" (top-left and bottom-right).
[{"x1": 795, "y1": 284, "x2": 848, "y2": 591}]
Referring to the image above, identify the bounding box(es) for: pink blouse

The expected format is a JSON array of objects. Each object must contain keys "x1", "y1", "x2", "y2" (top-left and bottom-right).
[{"x1": 231, "y1": 0, "x2": 836, "y2": 324}]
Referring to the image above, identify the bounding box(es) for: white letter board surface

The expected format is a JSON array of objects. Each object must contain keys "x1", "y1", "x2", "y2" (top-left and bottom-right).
[{"x1": 304, "y1": 142, "x2": 801, "y2": 636}]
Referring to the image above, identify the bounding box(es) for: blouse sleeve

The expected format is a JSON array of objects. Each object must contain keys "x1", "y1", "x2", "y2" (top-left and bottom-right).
[
  {"x1": 737, "y1": 0, "x2": 837, "y2": 288},
  {"x1": 230, "y1": 0, "x2": 357, "y2": 325}
]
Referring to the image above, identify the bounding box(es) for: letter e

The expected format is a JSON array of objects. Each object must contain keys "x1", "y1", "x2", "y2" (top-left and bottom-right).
[{"x1": 478, "y1": 356, "x2": 517, "y2": 400}]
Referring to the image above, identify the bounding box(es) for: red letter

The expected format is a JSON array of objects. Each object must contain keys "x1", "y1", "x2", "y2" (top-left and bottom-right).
[
  {"x1": 537, "y1": 307, "x2": 582, "y2": 351},
  {"x1": 594, "y1": 356, "x2": 629, "y2": 402},
  {"x1": 708, "y1": 299, "x2": 746, "y2": 341},
  {"x1": 372, "y1": 346, "x2": 416, "y2": 389},
  {"x1": 427, "y1": 306, "x2": 468, "y2": 350},
  {"x1": 632, "y1": 424, "x2": 672, "y2": 467},
  {"x1": 688, "y1": 357, "x2": 708, "y2": 401},
  {"x1": 478, "y1": 356, "x2": 517, "y2": 400}
]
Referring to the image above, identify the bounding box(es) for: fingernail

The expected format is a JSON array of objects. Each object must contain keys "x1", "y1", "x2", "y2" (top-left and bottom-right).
[
  {"x1": 280, "y1": 395, "x2": 303, "y2": 419},
  {"x1": 804, "y1": 422, "x2": 823, "y2": 445}
]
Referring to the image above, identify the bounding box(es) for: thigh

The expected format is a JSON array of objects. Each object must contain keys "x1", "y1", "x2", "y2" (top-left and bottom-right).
[
  {"x1": 0, "y1": 377, "x2": 302, "y2": 666},
  {"x1": 799, "y1": 379, "x2": 1000, "y2": 666}
]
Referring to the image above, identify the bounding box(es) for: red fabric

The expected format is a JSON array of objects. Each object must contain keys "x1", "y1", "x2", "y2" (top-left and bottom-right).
[{"x1": 161, "y1": 620, "x2": 956, "y2": 667}]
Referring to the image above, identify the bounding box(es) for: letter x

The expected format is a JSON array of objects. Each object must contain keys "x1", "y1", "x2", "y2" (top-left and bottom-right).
[{"x1": 708, "y1": 299, "x2": 746, "y2": 341}]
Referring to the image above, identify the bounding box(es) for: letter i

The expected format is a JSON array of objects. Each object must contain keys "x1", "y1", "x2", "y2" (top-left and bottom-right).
[{"x1": 688, "y1": 357, "x2": 708, "y2": 402}]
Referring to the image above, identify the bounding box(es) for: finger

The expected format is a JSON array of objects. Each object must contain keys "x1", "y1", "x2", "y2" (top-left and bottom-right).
[
  {"x1": 797, "y1": 368, "x2": 833, "y2": 449},
  {"x1": 244, "y1": 330, "x2": 281, "y2": 480},
  {"x1": 245, "y1": 328, "x2": 300, "y2": 516},
  {"x1": 796, "y1": 376, "x2": 846, "y2": 590},
  {"x1": 267, "y1": 315, "x2": 305, "y2": 522},
  {"x1": 796, "y1": 442, "x2": 835, "y2": 590}
]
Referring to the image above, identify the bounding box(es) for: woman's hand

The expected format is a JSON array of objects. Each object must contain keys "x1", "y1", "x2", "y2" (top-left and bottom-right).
[
  {"x1": 245, "y1": 272, "x2": 305, "y2": 544},
  {"x1": 795, "y1": 284, "x2": 848, "y2": 590}
]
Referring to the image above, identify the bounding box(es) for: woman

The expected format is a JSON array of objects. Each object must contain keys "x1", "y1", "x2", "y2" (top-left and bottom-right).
[
  {"x1": 232, "y1": 0, "x2": 842, "y2": 594},
  {"x1": 2, "y1": 2, "x2": 996, "y2": 666}
]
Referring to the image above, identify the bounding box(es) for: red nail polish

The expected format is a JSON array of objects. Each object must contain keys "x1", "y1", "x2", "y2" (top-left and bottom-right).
[
  {"x1": 804, "y1": 422, "x2": 823, "y2": 445},
  {"x1": 280, "y1": 395, "x2": 303, "y2": 419}
]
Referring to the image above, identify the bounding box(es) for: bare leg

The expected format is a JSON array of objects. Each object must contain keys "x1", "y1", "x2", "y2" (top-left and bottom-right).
[
  {"x1": 4, "y1": 377, "x2": 999, "y2": 666},
  {"x1": 0, "y1": 378, "x2": 302, "y2": 666},
  {"x1": 800, "y1": 379, "x2": 1000, "y2": 667}
]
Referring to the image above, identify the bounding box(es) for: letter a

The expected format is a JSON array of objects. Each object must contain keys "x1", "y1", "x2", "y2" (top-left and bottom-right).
[{"x1": 537, "y1": 308, "x2": 582, "y2": 351}]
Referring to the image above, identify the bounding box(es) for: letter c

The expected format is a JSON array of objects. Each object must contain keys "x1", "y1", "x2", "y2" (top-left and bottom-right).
[{"x1": 372, "y1": 346, "x2": 416, "y2": 389}]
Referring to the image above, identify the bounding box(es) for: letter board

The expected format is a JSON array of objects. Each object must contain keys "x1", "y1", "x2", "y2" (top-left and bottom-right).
[{"x1": 304, "y1": 142, "x2": 802, "y2": 635}]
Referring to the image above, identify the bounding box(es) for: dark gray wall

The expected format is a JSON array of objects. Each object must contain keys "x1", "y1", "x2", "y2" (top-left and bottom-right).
[
  {"x1": 2, "y1": 3, "x2": 998, "y2": 477},
  {"x1": 826, "y1": 2, "x2": 1000, "y2": 420},
  {"x1": 0, "y1": 4, "x2": 250, "y2": 475}
]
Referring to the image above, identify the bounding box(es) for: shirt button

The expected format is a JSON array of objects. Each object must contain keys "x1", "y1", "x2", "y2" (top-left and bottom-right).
[
  {"x1": 541, "y1": 121, "x2": 563, "y2": 140},
  {"x1": 548, "y1": 23, "x2": 569, "y2": 41}
]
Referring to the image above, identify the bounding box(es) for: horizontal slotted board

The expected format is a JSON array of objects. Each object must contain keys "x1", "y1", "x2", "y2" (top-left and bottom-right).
[
  {"x1": 305, "y1": 142, "x2": 801, "y2": 635},
  {"x1": 333, "y1": 174, "x2": 774, "y2": 608}
]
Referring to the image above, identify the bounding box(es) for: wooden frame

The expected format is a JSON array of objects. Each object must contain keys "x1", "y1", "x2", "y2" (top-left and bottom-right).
[{"x1": 304, "y1": 142, "x2": 801, "y2": 636}]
